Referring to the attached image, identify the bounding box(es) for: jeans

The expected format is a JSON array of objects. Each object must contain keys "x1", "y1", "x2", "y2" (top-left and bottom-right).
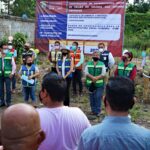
[
  {"x1": 64, "y1": 77, "x2": 72, "y2": 106},
  {"x1": 72, "y1": 69, "x2": 83, "y2": 94},
  {"x1": 89, "y1": 87, "x2": 104, "y2": 114},
  {"x1": 12, "y1": 74, "x2": 16, "y2": 90},
  {"x1": 23, "y1": 86, "x2": 36, "y2": 102},
  {"x1": 0, "y1": 76, "x2": 11, "y2": 105}
]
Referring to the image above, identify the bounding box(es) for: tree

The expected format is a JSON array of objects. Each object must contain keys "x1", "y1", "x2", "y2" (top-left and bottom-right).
[
  {"x1": 10, "y1": 0, "x2": 36, "y2": 18},
  {"x1": 126, "y1": 2, "x2": 150, "y2": 13},
  {"x1": 1, "y1": 0, "x2": 14, "y2": 15}
]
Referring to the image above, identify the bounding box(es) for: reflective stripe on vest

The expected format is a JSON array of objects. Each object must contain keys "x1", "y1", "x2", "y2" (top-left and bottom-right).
[
  {"x1": 70, "y1": 50, "x2": 82, "y2": 70},
  {"x1": 118, "y1": 62, "x2": 135, "y2": 77},
  {"x1": 57, "y1": 59, "x2": 72, "y2": 78},
  {"x1": 21, "y1": 64, "x2": 36, "y2": 86},
  {"x1": 3, "y1": 56, "x2": 12, "y2": 77},
  {"x1": 86, "y1": 61, "x2": 104, "y2": 87}
]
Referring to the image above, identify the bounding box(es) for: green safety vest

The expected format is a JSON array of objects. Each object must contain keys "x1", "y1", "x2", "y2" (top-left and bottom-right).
[
  {"x1": 118, "y1": 62, "x2": 135, "y2": 78},
  {"x1": 0, "y1": 53, "x2": 12, "y2": 77},
  {"x1": 86, "y1": 61, "x2": 104, "y2": 88}
]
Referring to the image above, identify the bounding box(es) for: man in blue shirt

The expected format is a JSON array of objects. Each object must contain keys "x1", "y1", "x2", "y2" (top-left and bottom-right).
[{"x1": 78, "y1": 77, "x2": 150, "y2": 150}]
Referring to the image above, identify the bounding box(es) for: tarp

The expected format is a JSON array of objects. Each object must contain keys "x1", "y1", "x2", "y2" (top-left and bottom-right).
[{"x1": 35, "y1": 0, "x2": 126, "y2": 56}]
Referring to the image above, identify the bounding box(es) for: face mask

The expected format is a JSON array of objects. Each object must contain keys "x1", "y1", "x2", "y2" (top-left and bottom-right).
[
  {"x1": 122, "y1": 56, "x2": 128, "y2": 62},
  {"x1": 62, "y1": 52, "x2": 68, "y2": 56},
  {"x1": 55, "y1": 46, "x2": 60, "y2": 50},
  {"x1": 93, "y1": 57, "x2": 99, "y2": 62},
  {"x1": 3, "y1": 49, "x2": 8, "y2": 54},
  {"x1": 8, "y1": 45, "x2": 13, "y2": 50},
  {"x1": 99, "y1": 48, "x2": 104, "y2": 53},
  {"x1": 72, "y1": 45, "x2": 76, "y2": 51},
  {"x1": 27, "y1": 62, "x2": 32, "y2": 66}
]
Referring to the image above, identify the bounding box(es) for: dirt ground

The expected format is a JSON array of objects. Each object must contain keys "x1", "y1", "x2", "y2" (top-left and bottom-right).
[{"x1": 0, "y1": 54, "x2": 150, "y2": 129}]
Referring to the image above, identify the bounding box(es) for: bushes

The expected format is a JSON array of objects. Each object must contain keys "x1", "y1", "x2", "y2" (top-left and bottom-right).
[
  {"x1": 0, "y1": 32, "x2": 27, "y2": 62},
  {"x1": 12, "y1": 32, "x2": 27, "y2": 61},
  {"x1": 124, "y1": 12, "x2": 150, "y2": 52}
]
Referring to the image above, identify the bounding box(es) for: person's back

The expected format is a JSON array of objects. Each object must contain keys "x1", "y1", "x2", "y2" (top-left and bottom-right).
[
  {"x1": 78, "y1": 77, "x2": 150, "y2": 150},
  {"x1": 37, "y1": 106, "x2": 90, "y2": 150},
  {"x1": 38, "y1": 72, "x2": 90, "y2": 150},
  {"x1": 79, "y1": 116, "x2": 150, "y2": 150}
]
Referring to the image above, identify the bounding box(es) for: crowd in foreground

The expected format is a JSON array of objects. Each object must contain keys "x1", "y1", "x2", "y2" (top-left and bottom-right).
[{"x1": 0, "y1": 75, "x2": 150, "y2": 150}]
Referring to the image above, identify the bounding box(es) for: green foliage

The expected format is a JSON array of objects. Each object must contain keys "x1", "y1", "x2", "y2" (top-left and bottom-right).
[
  {"x1": 126, "y1": 2, "x2": 150, "y2": 13},
  {"x1": 12, "y1": 32, "x2": 27, "y2": 61},
  {"x1": 124, "y1": 13, "x2": 150, "y2": 51},
  {"x1": 1, "y1": 0, "x2": 36, "y2": 18},
  {"x1": 0, "y1": 36, "x2": 8, "y2": 46},
  {"x1": 130, "y1": 104, "x2": 141, "y2": 122},
  {"x1": 10, "y1": 0, "x2": 36, "y2": 18}
]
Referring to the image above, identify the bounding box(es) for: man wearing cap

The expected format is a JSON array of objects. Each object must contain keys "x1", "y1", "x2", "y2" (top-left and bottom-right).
[
  {"x1": 0, "y1": 43, "x2": 16, "y2": 107},
  {"x1": 56, "y1": 48, "x2": 74, "y2": 106},
  {"x1": 85, "y1": 51, "x2": 106, "y2": 117},
  {"x1": 22, "y1": 43, "x2": 35, "y2": 64},
  {"x1": 114, "y1": 51, "x2": 137, "y2": 81}
]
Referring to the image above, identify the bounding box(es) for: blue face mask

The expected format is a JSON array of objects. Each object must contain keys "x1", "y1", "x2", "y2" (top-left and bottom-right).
[
  {"x1": 3, "y1": 49, "x2": 9, "y2": 54},
  {"x1": 71, "y1": 45, "x2": 77, "y2": 51}
]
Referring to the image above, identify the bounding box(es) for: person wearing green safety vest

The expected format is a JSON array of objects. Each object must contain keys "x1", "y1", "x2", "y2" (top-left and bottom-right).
[
  {"x1": 115, "y1": 52, "x2": 137, "y2": 81},
  {"x1": 0, "y1": 43, "x2": 16, "y2": 107},
  {"x1": 85, "y1": 51, "x2": 106, "y2": 117}
]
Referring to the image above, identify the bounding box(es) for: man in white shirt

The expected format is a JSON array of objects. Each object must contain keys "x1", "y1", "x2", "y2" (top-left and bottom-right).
[
  {"x1": 98, "y1": 42, "x2": 115, "y2": 72},
  {"x1": 98, "y1": 43, "x2": 115, "y2": 82},
  {"x1": 37, "y1": 72, "x2": 91, "y2": 150}
]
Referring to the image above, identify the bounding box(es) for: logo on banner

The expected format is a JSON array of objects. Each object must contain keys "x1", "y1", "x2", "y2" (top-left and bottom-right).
[{"x1": 40, "y1": 1, "x2": 48, "y2": 9}]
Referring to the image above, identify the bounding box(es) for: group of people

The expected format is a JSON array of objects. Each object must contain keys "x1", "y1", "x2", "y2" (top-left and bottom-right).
[
  {"x1": 0, "y1": 38, "x2": 149, "y2": 112},
  {"x1": 48, "y1": 41, "x2": 138, "y2": 116},
  {"x1": 0, "y1": 39, "x2": 150, "y2": 150},
  {"x1": 0, "y1": 41, "x2": 39, "y2": 107},
  {"x1": 0, "y1": 75, "x2": 150, "y2": 150}
]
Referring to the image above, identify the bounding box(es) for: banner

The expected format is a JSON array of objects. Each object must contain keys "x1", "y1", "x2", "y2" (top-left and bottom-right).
[{"x1": 35, "y1": 0, "x2": 126, "y2": 56}]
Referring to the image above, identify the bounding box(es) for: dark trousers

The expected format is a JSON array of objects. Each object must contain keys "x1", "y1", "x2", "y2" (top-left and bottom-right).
[
  {"x1": 23, "y1": 86, "x2": 36, "y2": 102},
  {"x1": 51, "y1": 67, "x2": 57, "y2": 73},
  {"x1": 12, "y1": 74, "x2": 16, "y2": 90},
  {"x1": 72, "y1": 69, "x2": 83, "y2": 94},
  {"x1": 64, "y1": 77, "x2": 72, "y2": 106},
  {"x1": 0, "y1": 76, "x2": 11, "y2": 105}
]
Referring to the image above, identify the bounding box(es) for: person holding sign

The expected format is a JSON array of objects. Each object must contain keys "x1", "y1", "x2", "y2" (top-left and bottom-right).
[
  {"x1": 85, "y1": 51, "x2": 106, "y2": 116},
  {"x1": 56, "y1": 47, "x2": 74, "y2": 106},
  {"x1": 48, "y1": 41, "x2": 62, "y2": 73},
  {"x1": 18, "y1": 56, "x2": 39, "y2": 106},
  {"x1": 70, "y1": 41, "x2": 84, "y2": 96}
]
